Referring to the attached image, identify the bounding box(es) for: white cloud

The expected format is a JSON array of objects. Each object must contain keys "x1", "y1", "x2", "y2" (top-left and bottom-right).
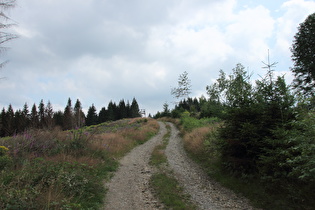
[
  {"x1": 2, "y1": 0, "x2": 314, "y2": 115},
  {"x1": 275, "y1": 0, "x2": 315, "y2": 56}
]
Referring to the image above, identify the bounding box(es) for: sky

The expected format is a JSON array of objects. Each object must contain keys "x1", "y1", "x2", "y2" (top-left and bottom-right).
[{"x1": 1, "y1": 0, "x2": 315, "y2": 116}]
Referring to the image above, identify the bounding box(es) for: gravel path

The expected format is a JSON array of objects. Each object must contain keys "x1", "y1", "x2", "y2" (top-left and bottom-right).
[
  {"x1": 165, "y1": 122, "x2": 256, "y2": 210},
  {"x1": 103, "y1": 122, "x2": 166, "y2": 210},
  {"x1": 104, "y1": 121, "x2": 257, "y2": 210}
]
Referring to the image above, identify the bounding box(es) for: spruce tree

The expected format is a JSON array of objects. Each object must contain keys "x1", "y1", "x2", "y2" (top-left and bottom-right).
[
  {"x1": 98, "y1": 107, "x2": 107, "y2": 123},
  {"x1": 6, "y1": 104, "x2": 14, "y2": 136},
  {"x1": 0, "y1": 108, "x2": 6, "y2": 136},
  {"x1": 130, "y1": 98, "x2": 140, "y2": 118},
  {"x1": 86, "y1": 104, "x2": 98, "y2": 126},
  {"x1": 53, "y1": 111, "x2": 64, "y2": 128},
  {"x1": 107, "y1": 101, "x2": 117, "y2": 121},
  {"x1": 63, "y1": 98, "x2": 73, "y2": 130},
  {"x1": 74, "y1": 99, "x2": 85, "y2": 128},
  {"x1": 118, "y1": 99, "x2": 127, "y2": 119},
  {"x1": 14, "y1": 109, "x2": 23, "y2": 133},
  {"x1": 38, "y1": 99, "x2": 45, "y2": 128},
  {"x1": 30, "y1": 103, "x2": 39, "y2": 128},
  {"x1": 45, "y1": 101, "x2": 54, "y2": 129},
  {"x1": 22, "y1": 103, "x2": 30, "y2": 130}
]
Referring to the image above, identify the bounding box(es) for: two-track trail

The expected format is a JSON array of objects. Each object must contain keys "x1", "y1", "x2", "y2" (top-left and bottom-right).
[{"x1": 104, "y1": 122, "x2": 256, "y2": 210}]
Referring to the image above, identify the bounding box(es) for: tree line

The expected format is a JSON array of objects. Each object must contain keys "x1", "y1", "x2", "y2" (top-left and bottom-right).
[
  {"x1": 0, "y1": 97, "x2": 141, "y2": 137},
  {"x1": 155, "y1": 12, "x2": 315, "y2": 207}
]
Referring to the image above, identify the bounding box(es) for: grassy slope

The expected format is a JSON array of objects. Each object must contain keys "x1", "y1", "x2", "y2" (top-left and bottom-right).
[
  {"x1": 170, "y1": 115, "x2": 314, "y2": 210},
  {"x1": 0, "y1": 118, "x2": 159, "y2": 209}
]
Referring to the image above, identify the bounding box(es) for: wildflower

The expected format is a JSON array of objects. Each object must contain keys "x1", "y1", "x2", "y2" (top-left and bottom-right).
[{"x1": 0, "y1": 146, "x2": 9, "y2": 156}]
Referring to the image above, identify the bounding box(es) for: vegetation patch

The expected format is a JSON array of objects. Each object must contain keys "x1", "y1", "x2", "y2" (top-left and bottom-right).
[
  {"x1": 149, "y1": 124, "x2": 170, "y2": 167},
  {"x1": 0, "y1": 118, "x2": 159, "y2": 209},
  {"x1": 150, "y1": 173, "x2": 196, "y2": 210}
]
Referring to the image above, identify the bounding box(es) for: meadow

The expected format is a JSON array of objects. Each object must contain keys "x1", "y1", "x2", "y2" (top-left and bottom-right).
[{"x1": 0, "y1": 118, "x2": 159, "y2": 209}]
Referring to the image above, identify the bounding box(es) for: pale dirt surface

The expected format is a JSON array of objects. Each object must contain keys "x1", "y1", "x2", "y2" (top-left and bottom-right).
[
  {"x1": 104, "y1": 121, "x2": 257, "y2": 210},
  {"x1": 103, "y1": 121, "x2": 166, "y2": 210}
]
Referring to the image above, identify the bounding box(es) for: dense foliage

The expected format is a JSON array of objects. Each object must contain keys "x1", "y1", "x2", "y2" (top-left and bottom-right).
[
  {"x1": 0, "y1": 97, "x2": 141, "y2": 137},
  {"x1": 291, "y1": 12, "x2": 315, "y2": 95},
  {"x1": 157, "y1": 60, "x2": 315, "y2": 208}
]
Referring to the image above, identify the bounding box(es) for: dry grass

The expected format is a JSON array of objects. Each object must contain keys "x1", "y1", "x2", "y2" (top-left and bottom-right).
[
  {"x1": 90, "y1": 118, "x2": 159, "y2": 157},
  {"x1": 90, "y1": 133, "x2": 131, "y2": 157},
  {"x1": 44, "y1": 153, "x2": 103, "y2": 166},
  {"x1": 184, "y1": 126, "x2": 212, "y2": 155},
  {"x1": 183, "y1": 123, "x2": 221, "y2": 157}
]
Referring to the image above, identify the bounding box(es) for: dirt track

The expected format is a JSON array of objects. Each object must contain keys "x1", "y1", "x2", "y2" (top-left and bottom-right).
[{"x1": 103, "y1": 122, "x2": 256, "y2": 210}]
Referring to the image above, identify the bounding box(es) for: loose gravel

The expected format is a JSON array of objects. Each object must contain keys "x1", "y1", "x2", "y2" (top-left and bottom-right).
[
  {"x1": 165, "y1": 122, "x2": 257, "y2": 210},
  {"x1": 104, "y1": 121, "x2": 257, "y2": 210},
  {"x1": 103, "y1": 122, "x2": 166, "y2": 210}
]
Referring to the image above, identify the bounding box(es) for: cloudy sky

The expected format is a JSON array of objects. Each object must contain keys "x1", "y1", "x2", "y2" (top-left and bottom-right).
[{"x1": 1, "y1": 0, "x2": 315, "y2": 115}]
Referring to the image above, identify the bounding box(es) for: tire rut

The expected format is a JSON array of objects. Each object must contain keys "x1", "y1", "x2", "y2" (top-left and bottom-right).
[
  {"x1": 165, "y1": 122, "x2": 257, "y2": 210},
  {"x1": 103, "y1": 122, "x2": 166, "y2": 210}
]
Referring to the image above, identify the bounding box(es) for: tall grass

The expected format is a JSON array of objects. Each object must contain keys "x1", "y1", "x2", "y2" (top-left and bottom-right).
[
  {"x1": 179, "y1": 115, "x2": 315, "y2": 210},
  {"x1": 0, "y1": 117, "x2": 159, "y2": 209}
]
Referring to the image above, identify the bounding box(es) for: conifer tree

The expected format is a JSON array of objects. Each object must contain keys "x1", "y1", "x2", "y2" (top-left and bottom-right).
[
  {"x1": 98, "y1": 107, "x2": 107, "y2": 123},
  {"x1": 38, "y1": 99, "x2": 45, "y2": 128},
  {"x1": 22, "y1": 103, "x2": 30, "y2": 130},
  {"x1": 74, "y1": 99, "x2": 85, "y2": 128},
  {"x1": 118, "y1": 99, "x2": 127, "y2": 119},
  {"x1": 6, "y1": 104, "x2": 14, "y2": 135},
  {"x1": 63, "y1": 98, "x2": 73, "y2": 130},
  {"x1": 86, "y1": 104, "x2": 98, "y2": 126},
  {"x1": 45, "y1": 100, "x2": 54, "y2": 129},
  {"x1": 30, "y1": 103, "x2": 39, "y2": 128},
  {"x1": 107, "y1": 101, "x2": 117, "y2": 121},
  {"x1": 14, "y1": 109, "x2": 23, "y2": 133},
  {"x1": 53, "y1": 111, "x2": 64, "y2": 128},
  {"x1": 126, "y1": 101, "x2": 131, "y2": 118},
  {"x1": 130, "y1": 98, "x2": 140, "y2": 118},
  {"x1": 0, "y1": 108, "x2": 6, "y2": 136}
]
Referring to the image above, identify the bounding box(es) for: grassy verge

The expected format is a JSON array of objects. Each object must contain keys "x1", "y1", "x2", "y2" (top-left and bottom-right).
[
  {"x1": 0, "y1": 117, "x2": 159, "y2": 209},
  {"x1": 176, "y1": 114, "x2": 314, "y2": 210},
  {"x1": 149, "y1": 123, "x2": 196, "y2": 209},
  {"x1": 149, "y1": 124, "x2": 170, "y2": 167},
  {"x1": 150, "y1": 173, "x2": 196, "y2": 210}
]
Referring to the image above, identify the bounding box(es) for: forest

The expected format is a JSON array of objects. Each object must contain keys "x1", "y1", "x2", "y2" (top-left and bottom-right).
[{"x1": 0, "y1": 97, "x2": 141, "y2": 137}]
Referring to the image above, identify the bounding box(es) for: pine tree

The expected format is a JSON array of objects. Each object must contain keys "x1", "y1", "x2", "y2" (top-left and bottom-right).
[
  {"x1": 86, "y1": 104, "x2": 98, "y2": 126},
  {"x1": 98, "y1": 107, "x2": 107, "y2": 123},
  {"x1": 126, "y1": 101, "x2": 131, "y2": 118},
  {"x1": 14, "y1": 109, "x2": 23, "y2": 133},
  {"x1": 63, "y1": 98, "x2": 73, "y2": 130},
  {"x1": 6, "y1": 104, "x2": 14, "y2": 136},
  {"x1": 53, "y1": 111, "x2": 64, "y2": 128},
  {"x1": 0, "y1": 108, "x2": 6, "y2": 136},
  {"x1": 118, "y1": 99, "x2": 127, "y2": 119},
  {"x1": 30, "y1": 103, "x2": 39, "y2": 128},
  {"x1": 130, "y1": 98, "x2": 140, "y2": 118},
  {"x1": 22, "y1": 103, "x2": 30, "y2": 130},
  {"x1": 107, "y1": 101, "x2": 117, "y2": 121},
  {"x1": 45, "y1": 100, "x2": 54, "y2": 129},
  {"x1": 38, "y1": 99, "x2": 45, "y2": 128},
  {"x1": 74, "y1": 99, "x2": 85, "y2": 128}
]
